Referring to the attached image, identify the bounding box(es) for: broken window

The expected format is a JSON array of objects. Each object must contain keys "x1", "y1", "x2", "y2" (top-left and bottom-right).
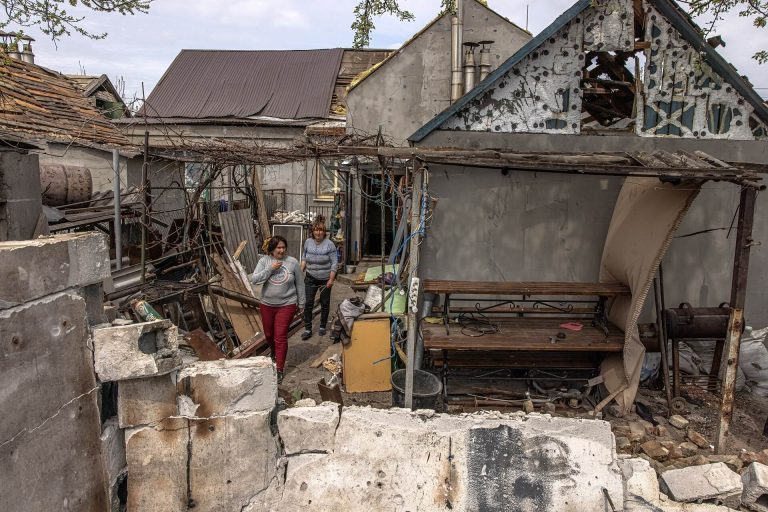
[{"x1": 316, "y1": 159, "x2": 343, "y2": 201}]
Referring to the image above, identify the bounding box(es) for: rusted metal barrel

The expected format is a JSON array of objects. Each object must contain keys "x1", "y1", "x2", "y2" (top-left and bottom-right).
[
  {"x1": 663, "y1": 303, "x2": 731, "y2": 339},
  {"x1": 39, "y1": 164, "x2": 92, "y2": 206}
]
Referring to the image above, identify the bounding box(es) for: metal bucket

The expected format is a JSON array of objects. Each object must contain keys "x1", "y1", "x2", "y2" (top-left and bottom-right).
[
  {"x1": 390, "y1": 369, "x2": 442, "y2": 410},
  {"x1": 345, "y1": 264, "x2": 356, "y2": 274}
]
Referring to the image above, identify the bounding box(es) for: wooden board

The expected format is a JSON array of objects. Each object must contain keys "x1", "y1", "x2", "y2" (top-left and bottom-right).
[
  {"x1": 422, "y1": 318, "x2": 624, "y2": 352},
  {"x1": 421, "y1": 280, "x2": 630, "y2": 296},
  {"x1": 343, "y1": 317, "x2": 392, "y2": 393},
  {"x1": 218, "y1": 208, "x2": 259, "y2": 274},
  {"x1": 211, "y1": 253, "x2": 265, "y2": 352}
]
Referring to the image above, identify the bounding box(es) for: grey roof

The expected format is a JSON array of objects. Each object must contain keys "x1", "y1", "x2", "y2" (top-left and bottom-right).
[
  {"x1": 141, "y1": 49, "x2": 345, "y2": 120},
  {"x1": 409, "y1": 0, "x2": 768, "y2": 142}
]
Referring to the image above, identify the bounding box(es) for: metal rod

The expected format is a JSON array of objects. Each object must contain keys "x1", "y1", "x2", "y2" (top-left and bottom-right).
[
  {"x1": 112, "y1": 149, "x2": 122, "y2": 271},
  {"x1": 140, "y1": 131, "x2": 149, "y2": 283},
  {"x1": 654, "y1": 276, "x2": 673, "y2": 416},
  {"x1": 404, "y1": 166, "x2": 424, "y2": 409},
  {"x1": 716, "y1": 186, "x2": 757, "y2": 453}
]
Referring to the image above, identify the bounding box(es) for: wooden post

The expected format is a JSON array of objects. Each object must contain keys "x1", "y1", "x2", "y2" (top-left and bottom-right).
[
  {"x1": 251, "y1": 165, "x2": 271, "y2": 242},
  {"x1": 404, "y1": 165, "x2": 424, "y2": 409},
  {"x1": 716, "y1": 186, "x2": 757, "y2": 453}
]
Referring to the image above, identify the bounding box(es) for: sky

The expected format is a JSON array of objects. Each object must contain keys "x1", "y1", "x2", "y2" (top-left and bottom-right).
[{"x1": 17, "y1": 0, "x2": 768, "y2": 103}]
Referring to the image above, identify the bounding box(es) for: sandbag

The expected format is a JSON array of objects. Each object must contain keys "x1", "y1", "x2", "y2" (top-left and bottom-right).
[{"x1": 739, "y1": 326, "x2": 768, "y2": 396}]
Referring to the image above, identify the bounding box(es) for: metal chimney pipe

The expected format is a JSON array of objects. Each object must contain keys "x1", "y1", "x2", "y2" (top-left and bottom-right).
[
  {"x1": 463, "y1": 42, "x2": 479, "y2": 94},
  {"x1": 7, "y1": 40, "x2": 21, "y2": 60},
  {"x1": 478, "y1": 40, "x2": 494, "y2": 81},
  {"x1": 20, "y1": 42, "x2": 34, "y2": 64},
  {"x1": 450, "y1": 0, "x2": 464, "y2": 103}
]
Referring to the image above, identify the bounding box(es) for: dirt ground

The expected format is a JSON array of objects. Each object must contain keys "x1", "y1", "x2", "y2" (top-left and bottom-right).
[{"x1": 278, "y1": 274, "x2": 768, "y2": 458}]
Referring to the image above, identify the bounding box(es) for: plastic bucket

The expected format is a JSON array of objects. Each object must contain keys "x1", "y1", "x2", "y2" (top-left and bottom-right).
[{"x1": 390, "y1": 369, "x2": 442, "y2": 410}]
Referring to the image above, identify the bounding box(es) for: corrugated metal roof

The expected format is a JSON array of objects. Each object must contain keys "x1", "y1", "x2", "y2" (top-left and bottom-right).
[{"x1": 141, "y1": 49, "x2": 345, "y2": 120}]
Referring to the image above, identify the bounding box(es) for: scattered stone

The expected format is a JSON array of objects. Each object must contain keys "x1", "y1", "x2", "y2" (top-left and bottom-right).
[
  {"x1": 629, "y1": 421, "x2": 648, "y2": 443},
  {"x1": 605, "y1": 404, "x2": 622, "y2": 417},
  {"x1": 680, "y1": 442, "x2": 699, "y2": 457},
  {"x1": 742, "y1": 462, "x2": 768, "y2": 512},
  {"x1": 759, "y1": 449, "x2": 768, "y2": 466},
  {"x1": 740, "y1": 451, "x2": 759, "y2": 465},
  {"x1": 660, "y1": 462, "x2": 743, "y2": 508},
  {"x1": 93, "y1": 320, "x2": 182, "y2": 382},
  {"x1": 294, "y1": 398, "x2": 317, "y2": 408},
  {"x1": 541, "y1": 402, "x2": 557, "y2": 415},
  {"x1": 277, "y1": 402, "x2": 340, "y2": 455},
  {"x1": 619, "y1": 457, "x2": 660, "y2": 505},
  {"x1": 642, "y1": 440, "x2": 670, "y2": 461},
  {"x1": 112, "y1": 318, "x2": 133, "y2": 326},
  {"x1": 616, "y1": 436, "x2": 631, "y2": 451},
  {"x1": 638, "y1": 453, "x2": 666, "y2": 474},
  {"x1": 655, "y1": 424, "x2": 670, "y2": 438},
  {"x1": 640, "y1": 419, "x2": 655, "y2": 435},
  {"x1": 707, "y1": 454, "x2": 744, "y2": 473},
  {"x1": 660, "y1": 440, "x2": 683, "y2": 460},
  {"x1": 669, "y1": 415, "x2": 690, "y2": 430},
  {"x1": 687, "y1": 429, "x2": 711, "y2": 449},
  {"x1": 522, "y1": 399, "x2": 535, "y2": 414}
]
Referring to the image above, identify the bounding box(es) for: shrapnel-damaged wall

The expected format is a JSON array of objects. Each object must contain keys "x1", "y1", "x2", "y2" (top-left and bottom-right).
[
  {"x1": 637, "y1": 1, "x2": 768, "y2": 140},
  {"x1": 441, "y1": 0, "x2": 635, "y2": 135}
]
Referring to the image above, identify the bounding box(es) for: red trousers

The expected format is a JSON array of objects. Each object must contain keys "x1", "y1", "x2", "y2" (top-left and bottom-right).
[{"x1": 260, "y1": 303, "x2": 297, "y2": 372}]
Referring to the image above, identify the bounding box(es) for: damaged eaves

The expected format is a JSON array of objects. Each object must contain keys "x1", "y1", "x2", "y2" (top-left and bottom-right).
[{"x1": 409, "y1": 0, "x2": 768, "y2": 142}]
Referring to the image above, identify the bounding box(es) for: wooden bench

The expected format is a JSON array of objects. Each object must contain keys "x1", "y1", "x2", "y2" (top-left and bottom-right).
[{"x1": 421, "y1": 280, "x2": 631, "y2": 399}]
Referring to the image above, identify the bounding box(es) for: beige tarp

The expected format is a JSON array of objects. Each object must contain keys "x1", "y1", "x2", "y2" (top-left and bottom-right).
[{"x1": 599, "y1": 177, "x2": 701, "y2": 413}]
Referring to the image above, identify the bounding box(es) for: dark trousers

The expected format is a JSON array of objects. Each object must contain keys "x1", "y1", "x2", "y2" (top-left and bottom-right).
[
  {"x1": 261, "y1": 303, "x2": 297, "y2": 372},
  {"x1": 304, "y1": 273, "x2": 331, "y2": 329}
]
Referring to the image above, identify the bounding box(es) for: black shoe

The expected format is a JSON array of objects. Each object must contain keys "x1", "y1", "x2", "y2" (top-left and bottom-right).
[
  {"x1": 319, "y1": 327, "x2": 327, "y2": 336},
  {"x1": 301, "y1": 329, "x2": 312, "y2": 340},
  {"x1": 277, "y1": 371, "x2": 284, "y2": 384}
]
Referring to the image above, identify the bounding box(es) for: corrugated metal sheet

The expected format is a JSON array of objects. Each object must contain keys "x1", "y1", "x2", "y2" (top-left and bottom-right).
[
  {"x1": 142, "y1": 49, "x2": 345, "y2": 120},
  {"x1": 218, "y1": 208, "x2": 260, "y2": 274}
]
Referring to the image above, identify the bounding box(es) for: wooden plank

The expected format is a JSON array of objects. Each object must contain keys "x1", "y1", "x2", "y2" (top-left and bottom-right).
[
  {"x1": 211, "y1": 253, "x2": 265, "y2": 351},
  {"x1": 310, "y1": 345, "x2": 341, "y2": 368},
  {"x1": 421, "y1": 280, "x2": 630, "y2": 296},
  {"x1": 251, "y1": 165, "x2": 271, "y2": 243}
]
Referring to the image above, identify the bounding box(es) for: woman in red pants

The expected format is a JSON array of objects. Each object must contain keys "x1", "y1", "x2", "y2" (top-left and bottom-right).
[{"x1": 250, "y1": 235, "x2": 305, "y2": 383}]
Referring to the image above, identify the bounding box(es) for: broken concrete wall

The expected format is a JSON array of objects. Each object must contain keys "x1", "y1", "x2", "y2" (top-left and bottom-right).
[
  {"x1": 0, "y1": 233, "x2": 111, "y2": 511},
  {"x1": 270, "y1": 407, "x2": 623, "y2": 512},
  {"x1": 346, "y1": 0, "x2": 531, "y2": 145}
]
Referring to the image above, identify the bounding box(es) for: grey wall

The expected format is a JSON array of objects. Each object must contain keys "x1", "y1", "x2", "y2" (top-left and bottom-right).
[
  {"x1": 0, "y1": 149, "x2": 42, "y2": 241},
  {"x1": 420, "y1": 132, "x2": 768, "y2": 326},
  {"x1": 346, "y1": 0, "x2": 531, "y2": 145}
]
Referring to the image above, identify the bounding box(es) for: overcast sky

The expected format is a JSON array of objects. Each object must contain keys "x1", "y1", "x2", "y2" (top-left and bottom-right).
[{"x1": 20, "y1": 0, "x2": 768, "y2": 102}]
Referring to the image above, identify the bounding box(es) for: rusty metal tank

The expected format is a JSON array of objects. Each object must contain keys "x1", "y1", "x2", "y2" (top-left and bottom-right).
[{"x1": 39, "y1": 164, "x2": 92, "y2": 206}]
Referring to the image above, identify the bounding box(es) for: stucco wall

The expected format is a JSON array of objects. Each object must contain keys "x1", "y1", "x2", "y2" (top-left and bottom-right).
[
  {"x1": 420, "y1": 132, "x2": 768, "y2": 326},
  {"x1": 346, "y1": 0, "x2": 531, "y2": 145}
]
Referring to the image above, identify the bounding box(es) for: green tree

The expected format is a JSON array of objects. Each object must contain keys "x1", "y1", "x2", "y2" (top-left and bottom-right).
[
  {"x1": 680, "y1": 0, "x2": 768, "y2": 62},
  {"x1": 1, "y1": 0, "x2": 150, "y2": 42}
]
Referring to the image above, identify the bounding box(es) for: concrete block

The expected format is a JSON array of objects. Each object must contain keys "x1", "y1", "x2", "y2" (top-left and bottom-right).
[
  {"x1": 118, "y1": 373, "x2": 178, "y2": 428},
  {"x1": 0, "y1": 233, "x2": 110, "y2": 307},
  {"x1": 660, "y1": 462, "x2": 743, "y2": 508},
  {"x1": 93, "y1": 319, "x2": 182, "y2": 382},
  {"x1": 278, "y1": 407, "x2": 624, "y2": 511},
  {"x1": 100, "y1": 418, "x2": 126, "y2": 506},
  {"x1": 742, "y1": 462, "x2": 768, "y2": 512},
  {"x1": 126, "y1": 412, "x2": 279, "y2": 512},
  {"x1": 0, "y1": 290, "x2": 109, "y2": 511},
  {"x1": 277, "y1": 402, "x2": 340, "y2": 455},
  {"x1": 177, "y1": 358, "x2": 276, "y2": 417},
  {"x1": 620, "y1": 457, "x2": 660, "y2": 508},
  {"x1": 126, "y1": 418, "x2": 188, "y2": 512}
]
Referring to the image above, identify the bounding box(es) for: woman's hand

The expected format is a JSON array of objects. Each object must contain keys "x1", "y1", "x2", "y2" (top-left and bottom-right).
[
  {"x1": 295, "y1": 308, "x2": 304, "y2": 318},
  {"x1": 300, "y1": 261, "x2": 306, "y2": 273},
  {"x1": 270, "y1": 260, "x2": 283, "y2": 271},
  {"x1": 326, "y1": 278, "x2": 334, "y2": 289}
]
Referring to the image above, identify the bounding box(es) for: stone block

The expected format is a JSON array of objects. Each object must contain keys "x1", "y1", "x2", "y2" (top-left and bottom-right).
[
  {"x1": 629, "y1": 421, "x2": 648, "y2": 443},
  {"x1": 126, "y1": 412, "x2": 279, "y2": 512},
  {"x1": 100, "y1": 418, "x2": 126, "y2": 507},
  {"x1": 176, "y1": 358, "x2": 276, "y2": 417},
  {"x1": 93, "y1": 320, "x2": 182, "y2": 382},
  {"x1": 742, "y1": 462, "x2": 768, "y2": 512},
  {"x1": 0, "y1": 233, "x2": 110, "y2": 307},
  {"x1": 687, "y1": 429, "x2": 711, "y2": 449},
  {"x1": 118, "y1": 373, "x2": 178, "y2": 428},
  {"x1": 642, "y1": 440, "x2": 670, "y2": 461},
  {"x1": 660, "y1": 440, "x2": 683, "y2": 460},
  {"x1": 620, "y1": 457, "x2": 660, "y2": 507},
  {"x1": 616, "y1": 436, "x2": 631, "y2": 451},
  {"x1": 680, "y1": 442, "x2": 699, "y2": 457},
  {"x1": 655, "y1": 424, "x2": 670, "y2": 438},
  {"x1": 278, "y1": 407, "x2": 624, "y2": 511},
  {"x1": 660, "y1": 462, "x2": 743, "y2": 508},
  {"x1": 278, "y1": 402, "x2": 340, "y2": 455},
  {"x1": 707, "y1": 454, "x2": 743, "y2": 473},
  {"x1": 669, "y1": 415, "x2": 690, "y2": 430}
]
